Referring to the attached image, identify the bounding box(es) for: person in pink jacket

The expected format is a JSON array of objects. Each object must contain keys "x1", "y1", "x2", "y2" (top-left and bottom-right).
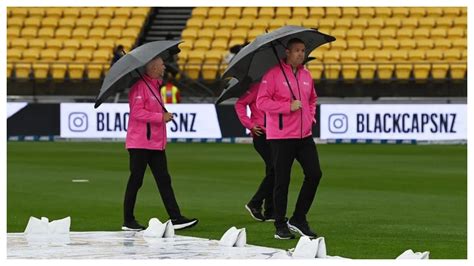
[
  {"x1": 235, "y1": 82, "x2": 275, "y2": 222},
  {"x1": 122, "y1": 56, "x2": 198, "y2": 231},
  {"x1": 257, "y1": 38, "x2": 322, "y2": 240}
]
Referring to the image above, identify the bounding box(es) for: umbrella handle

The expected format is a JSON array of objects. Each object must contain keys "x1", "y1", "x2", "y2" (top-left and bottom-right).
[{"x1": 269, "y1": 42, "x2": 297, "y2": 100}]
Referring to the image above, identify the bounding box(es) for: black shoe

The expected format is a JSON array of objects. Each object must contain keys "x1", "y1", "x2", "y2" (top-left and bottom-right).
[
  {"x1": 245, "y1": 204, "x2": 265, "y2": 222},
  {"x1": 287, "y1": 217, "x2": 318, "y2": 238},
  {"x1": 274, "y1": 226, "x2": 296, "y2": 240},
  {"x1": 122, "y1": 220, "x2": 146, "y2": 231},
  {"x1": 264, "y1": 213, "x2": 275, "y2": 222},
  {"x1": 171, "y1": 216, "x2": 198, "y2": 230}
]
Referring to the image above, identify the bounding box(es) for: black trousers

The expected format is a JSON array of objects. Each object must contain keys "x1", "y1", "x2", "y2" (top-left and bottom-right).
[
  {"x1": 270, "y1": 137, "x2": 323, "y2": 228},
  {"x1": 123, "y1": 149, "x2": 181, "y2": 222},
  {"x1": 248, "y1": 134, "x2": 275, "y2": 215}
]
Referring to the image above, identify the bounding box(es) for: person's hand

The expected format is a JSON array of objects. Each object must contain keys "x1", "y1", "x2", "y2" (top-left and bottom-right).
[
  {"x1": 164, "y1": 112, "x2": 174, "y2": 122},
  {"x1": 251, "y1": 126, "x2": 264, "y2": 136},
  {"x1": 291, "y1": 100, "x2": 302, "y2": 112}
]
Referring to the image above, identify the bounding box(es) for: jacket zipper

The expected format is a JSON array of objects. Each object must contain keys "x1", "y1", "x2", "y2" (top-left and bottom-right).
[
  {"x1": 294, "y1": 69, "x2": 303, "y2": 139},
  {"x1": 146, "y1": 122, "x2": 151, "y2": 140}
]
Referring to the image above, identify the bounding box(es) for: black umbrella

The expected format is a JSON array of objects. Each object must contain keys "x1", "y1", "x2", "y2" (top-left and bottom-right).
[
  {"x1": 94, "y1": 40, "x2": 182, "y2": 109},
  {"x1": 216, "y1": 26, "x2": 334, "y2": 105}
]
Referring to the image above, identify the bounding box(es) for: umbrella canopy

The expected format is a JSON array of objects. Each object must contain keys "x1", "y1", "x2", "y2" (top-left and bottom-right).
[
  {"x1": 94, "y1": 40, "x2": 182, "y2": 108},
  {"x1": 216, "y1": 26, "x2": 334, "y2": 105}
]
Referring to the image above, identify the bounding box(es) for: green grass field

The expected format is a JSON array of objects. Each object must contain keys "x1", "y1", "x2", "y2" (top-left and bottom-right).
[{"x1": 7, "y1": 141, "x2": 466, "y2": 259}]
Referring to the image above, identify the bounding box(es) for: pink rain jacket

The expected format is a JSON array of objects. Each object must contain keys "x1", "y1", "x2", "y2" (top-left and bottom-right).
[
  {"x1": 256, "y1": 60, "x2": 317, "y2": 140},
  {"x1": 125, "y1": 74, "x2": 167, "y2": 150},
  {"x1": 234, "y1": 82, "x2": 266, "y2": 136}
]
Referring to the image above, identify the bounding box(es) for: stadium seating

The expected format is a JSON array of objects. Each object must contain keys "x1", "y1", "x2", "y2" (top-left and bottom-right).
[
  {"x1": 177, "y1": 7, "x2": 466, "y2": 81},
  {"x1": 7, "y1": 7, "x2": 149, "y2": 80}
]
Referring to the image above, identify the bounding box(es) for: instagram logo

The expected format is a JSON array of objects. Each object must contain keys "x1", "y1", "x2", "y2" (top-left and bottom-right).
[
  {"x1": 328, "y1": 114, "x2": 348, "y2": 133},
  {"x1": 69, "y1": 112, "x2": 88, "y2": 132}
]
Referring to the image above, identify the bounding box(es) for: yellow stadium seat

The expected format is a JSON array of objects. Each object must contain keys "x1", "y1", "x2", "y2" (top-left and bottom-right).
[
  {"x1": 452, "y1": 39, "x2": 466, "y2": 50},
  {"x1": 92, "y1": 50, "x2": 110, "y2": 62},
  {"x1": 80, "y1": 7, "x2": 97, "y2": 19},
  {"x1": 402, "y1": 18, "x2": 418, "y2": 29},
  {"x1": 191, "y1": 7, "x2": 208, "y2": 20},
  {"x1": 358, "y1": 50, "x2": 376, "y2": 80},
  {"x1": 58, "y1": 49, "x2": 75, "y2": 61},
  {"x1": 7, "y1": 48, "x2": 23, "y2": 61},
  {"x1": 21, "y1": 27, "x2": 38, "y2": 38},
  {"x1": 330, "y1": 29, "x2": 346, "y2": 40},
  {"x1": 335, "y1": 18, "x2": 351, "y2": 30},
  {"x1": 309, "y1": 7, "x2": 325, "y2": 18},
  {"x1": 374, "y1": 7, "x2": 392, "y2": 18},
  {"x1": 114, "y1": 7, "x2": 132, "y2": 19},
  {"x1": 75, "y1": 50, "x2": 93, "y2": 62},
  {"x1": 46, "y1": 39, "x2": 63, "y2": 50},
  {"x1": 122, "y1": 28, "x2": 140, "y2": 39},
  {"x1": 98, "y1": 7, "x2": 115, "y2": 19},
  {"x1": 331, "y1": 40, "x2": 347, "y2": 50},
  {"x1": 219, "y1": 19, "x2": 236, "y2": 30},
  {"x1": 179, "y1": 41, "x2": 193, "y2": 51},
  {"x1": 63, "y1": 8, "x2": 80, "y2": 18},
  {"x1": 7, "y1": 63, "x2": 13, "y2": 78},
  {"x1": 29, "y1": 8, "x2": 46, "y2": 18},
  {"x1": 301, "y1": 18, "x2": 318, "y2": 29},
  {"x1": 358, "y1": 7, "x2": 374, "y2": 18},
  {"x1": 340, "y1": 50, "x2": 358, "y2": 80},
  {"x1": 40, "y1": 49, "x2": 58, "y2": 61},
  {"x1": 426, "y1": 50, "x2": 443, "y2": 61},
  {"x1": 202, "y1": 51, "x2": 223, "y2": 80},
  {"x1": 323, "y1": 50, "x2": 341, "y2": 79},
  {"x1": 347, "y1": 29, "x2": 363, "y2": 41},
  {"x1": 364, "y1": 28, "x2": 380, "y2": 40},
  {"x1": 342, "y1": 7, "x2": 358, "y2": 18},
  {"x1": 186, "y1": 18, "x2": 202, "y2": 30},
  {"x1": 127, "y1": 17, "x2": 145, "y2": 30},
  {"x1": 110, "y1": 18, "x2": 128, "y2": 29},
  {"x1": 10, "y1": 7, "x2": 28, "y2": 18},
  {"x1": 247, "y1": 28, "x2": 265, "y2": 41},
  {"x1": 231, "y1": 28, "x2": 248, "y2": 40},
  {"x1": 228, "y1": 38, "x2": 246, "y2": 48},
  {"x1": 347, "y1": 39, "x2": 364, "y2": 50},
  {"x1": 208, "y1": 7, "x2": 225, "y2": 19},
  {"x1": 22, "y1": 50, "x2": 39, "y2": 62},
  {"x1": 351, "y1": 18, "x2": 368, "y2": 30},
  {"x1": 15, "y1": 63, "x2": 32, "y2": 79},
  {"x1": 241, "y1": 7, "x2": 258, "y2": 19},
  {"x1": 409, "y1": 7, "x2": 426, "y2": 17},
  {"x1": 63, "y1": 39, "x2": 80, "y2": 50},
  {"x1": 93, "y1": 17, "x2": 110, "y2": 29},
  {"x1": 417, "y1": 39, "x2": 434, "y2": 50},
  {"x1": 392, "y1": 50, "x2": 411, "y2": 79},
  {"x1": 309, "y1": 49, "x2": 324, "y2": 61},
  {"x1": 286, "y1": 18, "x2": 303, "y2": 27},
  {"x1": 42, "y1": 17, "x2": 59, "y2": 28},
  {"x1": 197, "y1": 28, "x2": 215, "y2": 41},
  {"x1": 430, "y1": 28, "x2": 447, "y2": 39},
  {"x1": 307, "y1": 63, "x2": 323, "y2": 80},
  {"x1": 409, "y1": 50, "x2": 425, "y2": 62},
  {"x1": 7, "y1": 27, "x2": 21, "y2": 38},
  {"x1": 443, "y1": 7, "x2": 462, "y2": 17},
  {"x1": 453, "y1": 17, "x2": 467, "y2": 28},
  {"x1": 211, "y1": 39, "x2": 228, "y2": 51},
  {"x1": 413, "y1": 28, "x2": 430, "y2": 39},
  {"x1": 365, "y1": 39, "x2": 382, "y2": 50},
  {"x1": 88, "y1": 28, "x2": 105, "y2": 39},
  {"x1": 235, "y1": 18, "x2": 253, "y2": 29},
  {"x1": 399, "y1": 39, "x2": 416, "y2": 50},
  {"x1": 58, "y1": 17, "x2": 76, "y2": 28},
  {"x1": 368, "y1": 18, "x2": 384, "y2": 30},
  {"x1": 392, "y1": 7, "x2": 409, "y2": 18},
  {"x1": 325, "y1": 7, "x2": 341, "y2": 19},
  {"x1": 225, "y1": 7, "x2": 241, "y2": 19},
  {"x1": 450, "y1": 63, "x2": 466, "y2": 79},
  {"x1": 105, "y1": 28, "x2": 122, "y2": 39},
  {"x1": 374, "y1": 50, "x2": 393, "y2": 79},
  {"x1": 253, "y1": 19, "x2": 270, "y2": 31},
  {"x1": 426, "y1": 7, "x2": 444, "y2": 17},
  {"x1": 444, "y1": 50, "x2": 461, "y2": 61},
  {"x1": 319, "y1": 19, "x2": 335, "y2": 30},
  {"x1": 11, "y1": 39, "x2": 28, "y2": 49},
  {"x1": 384, "y1": 18, "x2": 401, "y2": 30},
  {"x1": 436, "y1": 17, "x2": 453, "y2": 29},
  {"x1": 29, "y1": 39, "x2": 46, "y2": 50},
  {"x1": 181, "y1": 28, "x2": 198, "y2": 40},
  {"x1": 8, "y1": 17, "x2": 24, "y2": 27},
  {"x1": 131, "y1": 7, "x2": 150, "y2": 19},
  {"x1": 72, "y1": 28, "x2": 89, "y2": 39},
  {"x1": 397, "y1": 28, "x2": 413, "y2": 39},
  {"x1": 269, "y1": 19, "x2": 286, "y2": 30},
  {"x1": 55, "y1": 28, "x2": 72, "y2": 39},
  {"x1": 75, "y1": 18, "x2": 93, "y2": 29},
  {"x1": 259, "y1": 7, "x2": 275, "y2": 19},
  {"x1": 116, "y1": 38, "x2": 135, "y2": 51},
  {"x1": 87, "y1": 64, "x2": 104, "y2": 79},
  {"x1": 98, "y1": 39, "x2": 115, "y2": 51},
  {"x1": 51, "y1": 64, "x2": 67, "y2": 80},
  {"x1": 447, "y1": 28, "x2": 465, "y2": 39},
  {"x1": 7, "y1": 39, "x2": 11, "y2": 49},
  {"x1": 418, "y1": 17, "x2": 436, "y2": 29},
  {"x1": 203, "y1": 19, "x2": 220, "y2": 29},
  {"x1": 33, "y1": 63, "x2": 49, "y2": 79},
  {"x1": 435, "y1": 39, "x2": 452, "y2": 50},
  {"x1": 214, "y1": 28, "x2": 231, "y2": 41},
  {"x1": 380, "y1": 28, "x2": 396, "y2": 39},
  {"x1": 69, "y1": 64, "x2": 85, "y2": 79},
  {"x1": 292, "y1": 7, "x2": 308, "y2": 18},
  {"x1": 382, "y1": 39, "x2": 399, "y2": 50},
  {"x1": 24, "y1": 17, "x2": 42, "y2": 28},
  {"x1": 194, "y1": 39, "x2": 212, "y2": 51},
  {"x1": 430, "y1": 61, "x2": 449, "y2": 79},
  {"x1": 276, "y1": 7, "x2": 292, "y2": 19},
  {"x1": 186, "y1": 50, "x2": 205, "y2": 78},
  {"x1": 38, "y1": 27, "x2": 55, "y2": 39}
]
